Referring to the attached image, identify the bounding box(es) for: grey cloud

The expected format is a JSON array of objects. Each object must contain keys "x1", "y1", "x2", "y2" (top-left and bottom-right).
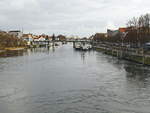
[{"x1": 0, "y1": 0, "x2": 150, "y2": 37}]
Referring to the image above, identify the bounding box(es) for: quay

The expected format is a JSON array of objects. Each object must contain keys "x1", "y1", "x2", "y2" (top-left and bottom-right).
[{"x1": 93, "y1": 42, "x2": 150, "y2": 66}]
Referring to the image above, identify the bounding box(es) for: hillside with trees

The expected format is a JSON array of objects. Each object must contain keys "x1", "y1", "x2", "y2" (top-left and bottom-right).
[{"x1": 0, "y1": 32, "x2": 26, "y2": 50}]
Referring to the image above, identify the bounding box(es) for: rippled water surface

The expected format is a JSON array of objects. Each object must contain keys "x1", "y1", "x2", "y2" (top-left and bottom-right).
[{"x1": 0, "y1": 43, "x2": 150, "y2": 113}]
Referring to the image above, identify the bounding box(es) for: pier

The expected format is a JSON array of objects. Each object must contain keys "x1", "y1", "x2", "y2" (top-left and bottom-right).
[{"x1": 93, "y1": 42, "x2": 150, "y2": 65}]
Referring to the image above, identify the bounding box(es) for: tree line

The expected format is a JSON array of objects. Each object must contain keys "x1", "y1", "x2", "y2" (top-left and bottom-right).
[
  {"x1": 92, "y1": 13, "x2": 150, "y2": 47},
  {"x1": 0, "y1": 32, "x2": 26, "y2": 49},
  {"x1": 126, "y1": 13, "x2": 150, "y2": 46}
]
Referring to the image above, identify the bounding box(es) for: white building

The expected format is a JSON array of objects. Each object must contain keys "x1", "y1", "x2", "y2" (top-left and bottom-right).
[
  {"x1": 107, "y1": 29, "x2": 119, "y2": 37},
  {"x1": 8, "y1": 30, "x2": 23, "y2": 38},
  {"x1": 38, "y1": 36, "x2": 46, "y2": 41},
  {"x1": 23, "y1": 34, "x2": 33, "y2": 41}
]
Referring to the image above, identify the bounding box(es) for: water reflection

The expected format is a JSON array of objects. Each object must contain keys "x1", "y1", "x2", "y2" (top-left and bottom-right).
[
  {"x1": 0, "y1": 50, "x2": 27, "y2": 57},
  {"x1": 124, "y1": 62, "x2": 150, "y2": 88},
  {"x1": 0, "y1": 47, "x2": 57, "y2": 58},
  {"x1": 0, "y1": 45, "x2": 150, "y2": 113},
  {"x1": 96, "y1": 52, "x2": 150, "y2": 88},
  {"x1": 29, "y1": 48, "x2": 51, "y2": 54}
]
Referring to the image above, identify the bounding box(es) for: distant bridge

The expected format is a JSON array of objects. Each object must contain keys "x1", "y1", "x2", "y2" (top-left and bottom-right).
[{"x1": 29, "y1": 39, "x2": 92, "y2": 47}]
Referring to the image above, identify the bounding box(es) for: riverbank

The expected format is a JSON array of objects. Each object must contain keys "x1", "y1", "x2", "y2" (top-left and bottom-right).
[
  {"x1": 4, "y1": 47, "x2": 26, "y2": 51},
  {"x1": 0, "y1": 50, "x2": 5, "y2": 54},
  {"x1": 0, "y1": 47, "x2": 26, "y2": 54},
  {"x1": 0, "y1": 47, "x2": 27, "y2": 57},
  {"x1": 94, "y1": 44, "x2": 150, "y2": 66}
]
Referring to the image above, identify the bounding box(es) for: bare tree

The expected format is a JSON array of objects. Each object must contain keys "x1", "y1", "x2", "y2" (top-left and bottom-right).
[{"x1": 126, "y1": 13, "x2": 150, "y2": 46}]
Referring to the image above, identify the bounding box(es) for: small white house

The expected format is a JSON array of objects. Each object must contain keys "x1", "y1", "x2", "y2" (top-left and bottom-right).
[
  {"x1": 38, "y1": 36, "x2": 46, "y2": 41},
  {"x1": 9, "y1": 30, "x2": 23, "y2": 38},
  {"x1": 22, "y1": 34, "x2": 34, "y2": 46}
]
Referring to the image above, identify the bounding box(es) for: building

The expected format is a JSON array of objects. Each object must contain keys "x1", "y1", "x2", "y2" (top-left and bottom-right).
[
  {"x1": 22, "y1": 34, "x2": 34, "y2": 45},
  {"x1": 119, "y1": 28, "x2": 127, "y2": 33},
  {"x1": 93, "y1": 33, "x2": 107, "y2": 42},
  {"x1": 107, "y1": 29, "x2": 119, "y2": 37},
  {"x1": 8, "y1": 30, "x2": 23, "y2": 38},
  {"x1": 22, "y1": 34, "x2": 33, "y2": 41},
  {"x1": 57, "y1": 35, "x2": 66, "y2": 41},
  {"x1": 38, "y1": 36, "x2": 46, "y2": 41}
]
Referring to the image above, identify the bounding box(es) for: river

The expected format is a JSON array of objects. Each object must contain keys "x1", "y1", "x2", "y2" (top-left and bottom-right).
[{"x1": 0, "y1": 43, "x2": 150, "y2": 113}]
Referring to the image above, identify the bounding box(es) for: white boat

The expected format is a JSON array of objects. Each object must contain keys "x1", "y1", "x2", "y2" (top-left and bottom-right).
[
  {"x1": 74, "y1": 42, "x2": 92, "y2": 51},
  {"x1": 81, "y1": 44, "x2": 89, "y2": 50},
  {"x1": 74, "y1": 43, "x2": 81, "y2": 50},
  {"x1": 86, "y1": 44, "x2": 92, "y2": 50}
]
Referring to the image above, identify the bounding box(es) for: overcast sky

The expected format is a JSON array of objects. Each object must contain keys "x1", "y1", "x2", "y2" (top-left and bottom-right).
[{"x1": 0, "y1": 0, "x2": 150, "y2": 37}]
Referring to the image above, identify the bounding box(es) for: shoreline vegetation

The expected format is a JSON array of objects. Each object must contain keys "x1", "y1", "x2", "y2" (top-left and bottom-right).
[
  {"x1": 0, "y1": 32, "x2": 27, "y2": 53},
  {"x1": 4, "y1": 47, "x2": 26, "y2": 51},
  {"x1": 91, "y1": 13, "x2": 150, "y2": 66}
]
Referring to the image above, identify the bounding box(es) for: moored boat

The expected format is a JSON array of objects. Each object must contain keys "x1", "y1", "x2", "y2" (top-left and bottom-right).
[
  {"x1": 74, "y1": 42, "x2": 92, "y2": 51},
  {"x1": 74, "y1": 43, "x2": 81, "y2": 50}
]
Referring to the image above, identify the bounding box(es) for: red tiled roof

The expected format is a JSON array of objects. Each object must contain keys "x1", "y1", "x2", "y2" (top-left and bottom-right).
[{"x1": 119, "y1": 28, "x2": 127, "y2": 33}]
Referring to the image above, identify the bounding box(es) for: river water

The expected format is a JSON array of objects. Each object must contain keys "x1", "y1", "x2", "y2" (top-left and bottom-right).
[{"x1": 0, "y1": 43, "x2": 150, "y2": 113}]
